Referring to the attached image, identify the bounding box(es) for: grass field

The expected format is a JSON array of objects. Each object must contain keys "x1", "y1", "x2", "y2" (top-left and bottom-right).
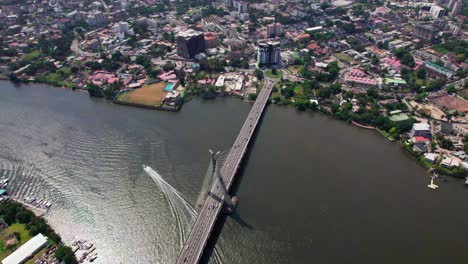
[
  {"x1": 334, "y1": 52, "x2": 355, "y2": 65},
  {"x1": 117, "y1": 82, "x2": 168, "y2": 107},
  {"x1": 20, "y1": 50, "x2": 41, "y2": 64},
  {"x1": 265, "y1": 69, "x2": 282, "y2": 79},
  {"x1": 0, "y1": 223, "x2": 32, "y2": 260},
  {"x1": 431, "y1": 44, "x2": 450, "y2": 54},
  {"x1": 287, "y1": 65, "x2": 302, "y2": 74}
]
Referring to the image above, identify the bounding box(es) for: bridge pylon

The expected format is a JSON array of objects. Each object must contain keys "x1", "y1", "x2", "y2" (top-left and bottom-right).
[{"x1": 209, "y1": 149, "x2": 236, "y2": 213}]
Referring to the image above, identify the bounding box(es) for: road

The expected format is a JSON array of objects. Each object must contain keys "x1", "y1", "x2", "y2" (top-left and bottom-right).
[
  {"x1": 176, "y1": 79, "x2": 276, "y2": 264},
  {"x1": 70, "y1": 39, "x2": 99, "y2": 58}
]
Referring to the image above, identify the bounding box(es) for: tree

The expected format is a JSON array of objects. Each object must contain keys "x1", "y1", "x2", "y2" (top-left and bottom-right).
[
  {"x1": 16, "y1": 211, "x2": 31, "y2": 224},
  {"x1": 446, "y1": 85, "x2": 457, "y2": 94},
  {"x1": 294, "y1": 98, "x2": 309, "y2": 111},
  {"x1": 254, "y1": 69, "x2": 264, "y2": 80},
  {"x1": 248, "y1": 93, "x2": 257, "y2": 101},
  {"x1": 416, "y1": 67, "x2": 426, "y2": 79},
  {"x1": 272, "y1": 95, "x2": 282, "y2": 103},
  {"x1": 55, "y1": 246, "x2": 77, "y2": 264},
  {"x1": 162, "y1": 61, "x2": 175, "y2": 72},
  {"x1": 87, "y1": 83, "x2": 104, "y2": 97},
  {"x1": 135, "y1": 55, "x2": 151, "y2": 69}
]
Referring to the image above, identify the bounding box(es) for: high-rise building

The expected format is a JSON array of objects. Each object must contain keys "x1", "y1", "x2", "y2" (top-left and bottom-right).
[
  {"x1": 86, "y1": 11, "x2": 107, "y2": 26},
  {"x1": 447, "y1": 0, "x2": 457, "y2": 10},
  {"x1": 266, "y1": 23, "x2": 282, "y2": 38},
  {"x1": 234, "y1": 0, "x2": 249, "y2": 13},
  {"x1": 176, "y1": 29, "x2": 206, "y2": 59},
  {"x1": 257, "y1": 41, "x2": 281, "y2": 66},
  {"x1": 413, "y1": 23, "x2": 437, "y2": 41},
  {"x1": 450, "y1": 0, "x2": 464, "y2": 16},
  {"x1": 430, "y1": 5, "x2": 446, "y2": 18}
]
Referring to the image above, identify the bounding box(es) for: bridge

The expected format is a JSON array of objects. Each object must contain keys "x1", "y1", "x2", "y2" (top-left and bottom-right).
[{"x1": 176, "y1": 79, "x2": 276, "y2": 264}]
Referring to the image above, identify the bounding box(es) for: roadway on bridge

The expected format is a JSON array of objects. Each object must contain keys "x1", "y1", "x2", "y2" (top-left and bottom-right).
[{"x1": 176, "y1": 78, "x2": 276, "y2": 264}]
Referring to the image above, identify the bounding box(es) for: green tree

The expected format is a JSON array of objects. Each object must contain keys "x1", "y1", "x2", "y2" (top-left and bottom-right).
[
  {"x1": 254, "y1": 69, "x2": 264, "y2": 80},
  {"x1": 446, "y1": 85, "x2": 457, "y2": 94},
  {"x1": 55, "y1": 246, "x2": 77, "y2": 264}
]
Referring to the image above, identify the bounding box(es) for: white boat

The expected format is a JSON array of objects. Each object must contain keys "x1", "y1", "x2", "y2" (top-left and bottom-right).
[
  {"x1": 465, "y1": 177, "x2": 468, "y2": 186},
  {"x1": 87, "y1": 252, "x2": 97, "y2": 262}
]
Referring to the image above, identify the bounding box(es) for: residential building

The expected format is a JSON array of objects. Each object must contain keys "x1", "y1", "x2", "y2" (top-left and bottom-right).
[
  {"x1": 176, "y1": 29, "x2": 206, "y2": 59},
  {"x1": 447, "y1": 0, "x2": 457, "y2": 9},
  {"x1": 430, "y1": 5, "x2": 446, "y2": 18},
  {"x1": 257, "y1": 41, "x2": 281, "y2": 66},
  {"x1": 86, "y1": 11, "x2": 107, "y2": 26},
  {"x1": 425, "y1": 61, "x2": 454, "y2": 78},
  {"x1": 204, "y1": 32, "x2": 219, "y2": 49},
  {"x1": 424, "y1": 153, "x2": 438, "y2": 164},
  {"x1": 234, "y1": 0, "x2": 249, "y2": 13},
  {"x1": 450, "y1": 0, "x2": 464, "y2": 16},
  {"x1": 410, "y1": 123, "x2": 431, "y2": 138},
  {"x1": 266, "y1": 23, "x2": 282, "y2": 38},
  {"x1": 413, "y1": 23, "x2": 437, "y2": 41}
]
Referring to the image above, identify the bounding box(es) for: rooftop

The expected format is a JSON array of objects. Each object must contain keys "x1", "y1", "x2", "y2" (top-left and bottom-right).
[{"x1": 2, "y1": 233, "x2": 48, "y2": 264}]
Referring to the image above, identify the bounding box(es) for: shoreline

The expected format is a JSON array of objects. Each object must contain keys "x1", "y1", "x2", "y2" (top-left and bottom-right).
[
  {"x1": 1, "y1": 79, "x2": 464, "y2": 179},
  {"x1": 0, "y1": 200, "x2": 77, "y2": 263}
]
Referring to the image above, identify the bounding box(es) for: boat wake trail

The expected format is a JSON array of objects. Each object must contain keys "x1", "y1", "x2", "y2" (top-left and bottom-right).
[{"x1": 143, "y1": 165, "x2": 224, "y2": 264}]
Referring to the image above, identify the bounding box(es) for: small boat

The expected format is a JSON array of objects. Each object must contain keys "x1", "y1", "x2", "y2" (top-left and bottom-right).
[
  {"x1": 465, "y1": 177, "x2": 468, "y2": 186},
  {"x1": 428, "y1": 177, "x2": 439, "y2": 189},
  {"x1": 83, "y1": 242, "x2": 93, "y2": 250},
  {"x1": 0, "y1": 179, "x2": 9, "y2": 185},
  {"x1": 87, "y1": 252, "x2": 97, "y2": 262}
]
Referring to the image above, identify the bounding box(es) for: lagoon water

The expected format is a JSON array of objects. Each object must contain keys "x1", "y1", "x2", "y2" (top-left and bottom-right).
[{"x1": 0, "y1": 81, "x2": 467, "y2": 264}]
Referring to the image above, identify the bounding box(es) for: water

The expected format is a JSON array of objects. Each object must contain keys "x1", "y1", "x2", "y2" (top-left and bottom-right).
[{"x1": 0, "y1": 81, "x2": 467, "y2": 264}]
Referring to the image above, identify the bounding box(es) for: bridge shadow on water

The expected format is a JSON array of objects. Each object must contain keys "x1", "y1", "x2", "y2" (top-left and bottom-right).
[{"x1": 200, "y1": 103, "x2": 270, "y2": 264}]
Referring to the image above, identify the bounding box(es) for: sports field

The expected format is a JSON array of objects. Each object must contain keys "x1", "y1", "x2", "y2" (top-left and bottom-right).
[
  {"x1": 117, "y1": 82, "x2": 167, "y2": 107},
  {"x1": 431, "y1": 95, "x2": 468, "y2": 113}
]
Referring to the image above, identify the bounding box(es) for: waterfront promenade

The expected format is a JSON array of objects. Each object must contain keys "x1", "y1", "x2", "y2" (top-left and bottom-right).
[{"x1": 176, "y1": 79, "x2": 276, "y2": 264}]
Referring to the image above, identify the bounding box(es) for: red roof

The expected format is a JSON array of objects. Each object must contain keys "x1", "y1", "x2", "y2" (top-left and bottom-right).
[{"x1": 413, "y1": 136, "x2": 429, "y2": 142}]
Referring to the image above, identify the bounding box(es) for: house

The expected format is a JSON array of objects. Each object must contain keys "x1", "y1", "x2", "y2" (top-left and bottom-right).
[
  {"x1": 424, "y1": 153, "x2": 438, "y2": 164},
  {"x1": 413, "y1": 142, "x2": 428, "y2": 153},
  {"x1": 410, "y1": 123, "x2": 431, "y2": 139},
  {"x1": 441, "y1": 155, "x2": 454, "y2": 168}
]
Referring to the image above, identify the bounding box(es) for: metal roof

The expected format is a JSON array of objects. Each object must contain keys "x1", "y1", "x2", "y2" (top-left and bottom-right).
[{"x1": 2, "y1": 233, "x2": 48, "y2": 264}]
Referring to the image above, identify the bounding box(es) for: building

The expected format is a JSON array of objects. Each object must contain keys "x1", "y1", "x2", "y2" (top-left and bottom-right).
[
  {"x1": 266, "y1": 23, "x2": 282, "y2": 38},
  {"x1": 86, "y1": 11, "x2": 107, "y2": 26},
  {"x1": 430, "y1": 5, "x2": 446, "y2": 18},
  {"x1": 424, "y1": 153, "x2": 439, "y2": 164},
  {"x1": 114, "y1": 21, "x2": 129, "y2": 35},
  {"x1": 204, "y1": 32, "x2": 218, "y2": 49},
  {"x1": 176, "y1": 29, "x2": 206, "y2": 59},
  {"x1": 234, "y1": 0, "x2": 249, "y2": 13},
  {"x1": 413, "y1": 23, "x2": 437, "y2": 41},
  {"x1": 450, "y1": 0, "x2": 464, "y2": 16},
  {"x1": 410, "y1": 123, "x2": 431, "y2": 139},
  {"x1": 447, "y1": 0, "x2": 457, "y2": 9},
  {"x1": 257, "y1": 41, "x2": 281, "y2": 66},
  {"x1": 2, "y1": 234, "x2": 48, "y2": 264},
  {"x1": 343, "y1": 68, "x2": 379, "y2": 87},
  {"x1": 425, "y1": 61, "x2": 454, "y2": 78}
]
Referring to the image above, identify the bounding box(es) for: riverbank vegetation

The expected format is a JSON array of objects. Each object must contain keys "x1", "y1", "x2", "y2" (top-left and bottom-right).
[{"x1": 0, "y1": 201, "x2": 77, "y2": 264}]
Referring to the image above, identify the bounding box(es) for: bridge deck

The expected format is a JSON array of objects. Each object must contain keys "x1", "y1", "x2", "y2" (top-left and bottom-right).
[{"x1": 176, "y1": 79, "x2": 276, "y2": 264}]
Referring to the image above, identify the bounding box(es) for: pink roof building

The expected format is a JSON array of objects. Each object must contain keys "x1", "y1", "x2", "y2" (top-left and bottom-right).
[{"x1": 386, "y1": 57, "x2": 402, "y2": 72}]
